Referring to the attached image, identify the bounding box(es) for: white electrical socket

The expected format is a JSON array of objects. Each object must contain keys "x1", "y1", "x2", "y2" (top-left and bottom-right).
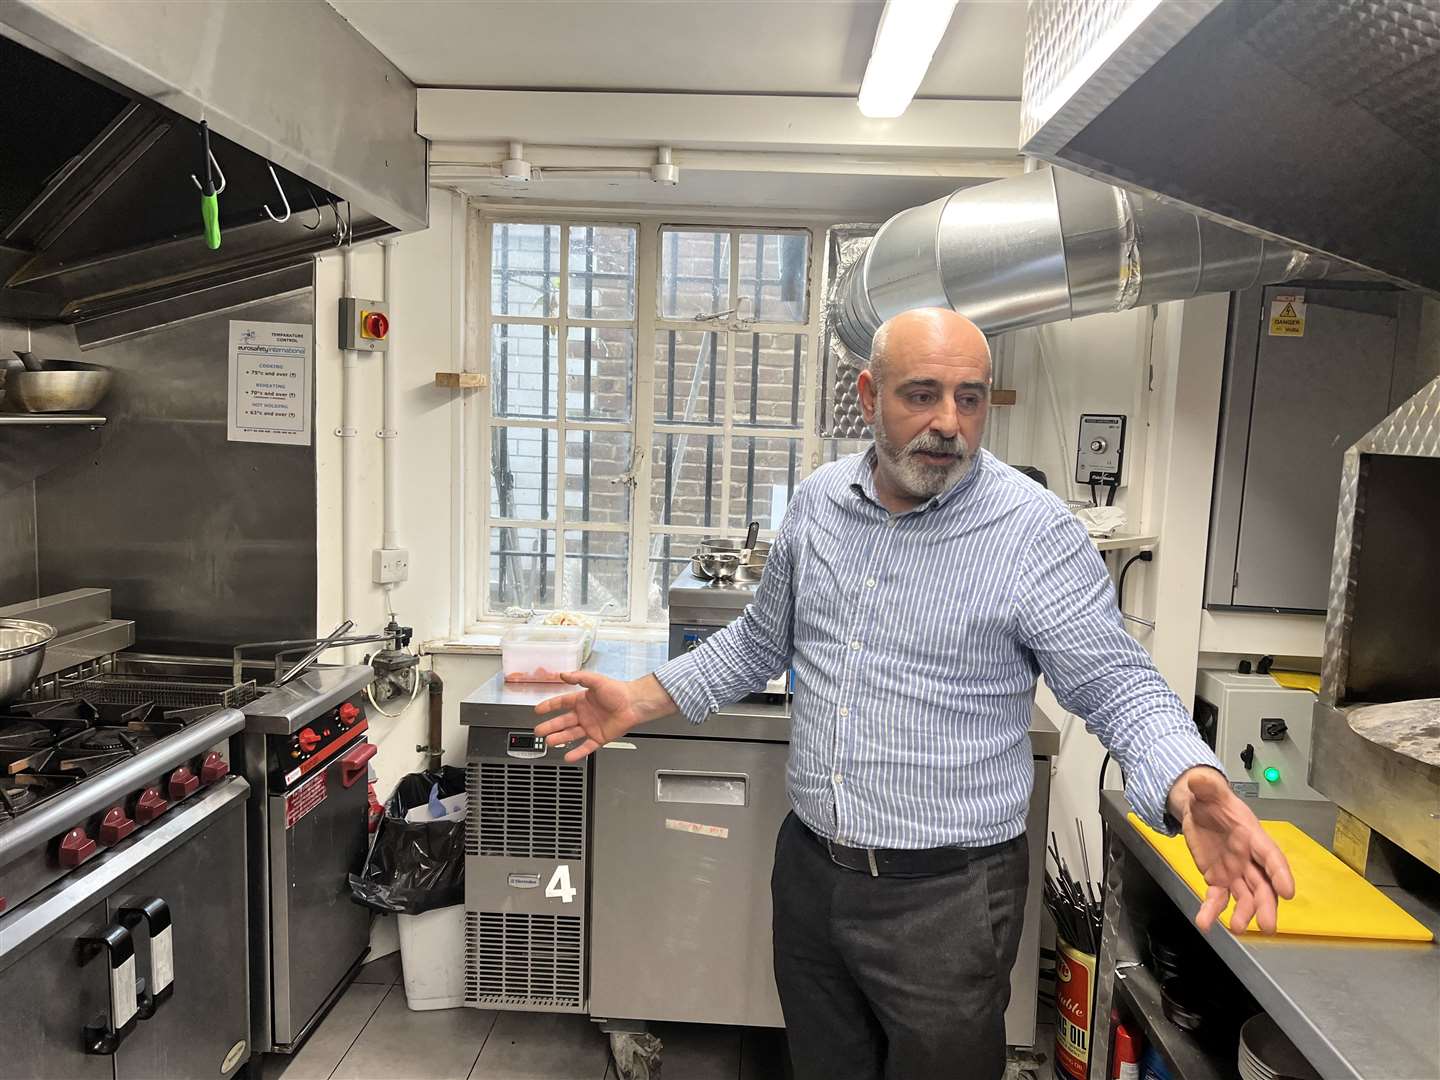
[{"x1": 373, "y1": 548, "x2": 410, "y2": 584}]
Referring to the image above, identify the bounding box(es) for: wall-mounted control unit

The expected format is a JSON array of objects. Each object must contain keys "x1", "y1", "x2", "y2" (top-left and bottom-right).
[
  {"x1": 1075, "y1": 413, "x2": 1126, "y2": 485},
  {"x1": 339, "y1": 297, "x2": 390, "y2": 352}
]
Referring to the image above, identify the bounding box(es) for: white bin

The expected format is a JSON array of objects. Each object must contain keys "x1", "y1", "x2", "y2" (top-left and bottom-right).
[{"x1": 397, "y1": 904, "x2": 466, "y2": 1011}]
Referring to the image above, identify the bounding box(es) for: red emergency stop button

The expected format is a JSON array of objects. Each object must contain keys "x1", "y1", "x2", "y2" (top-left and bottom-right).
[
  {"x1": 297, "y1": 728, "x2": 321, "y2": 754},
  {"x1": 362, "y1": 310, "x2": 389, "y2": 340}
]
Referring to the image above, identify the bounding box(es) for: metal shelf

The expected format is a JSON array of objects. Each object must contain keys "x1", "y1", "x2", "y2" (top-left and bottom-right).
[
  {"x1": 1093, "y1": 532, "x2": 1159, "y2": 552},
  {"x1": 1113, "y1": 964, "x2": 1234, "y2": 1080},
  {"x1": 0, "y1": 413, "x2": 107, "y2": 426}
]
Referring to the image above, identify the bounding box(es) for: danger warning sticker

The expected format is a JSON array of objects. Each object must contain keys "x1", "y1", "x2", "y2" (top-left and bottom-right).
[{"x1": 1269, "y1": 293, "x2": 1306, "y2": 336}]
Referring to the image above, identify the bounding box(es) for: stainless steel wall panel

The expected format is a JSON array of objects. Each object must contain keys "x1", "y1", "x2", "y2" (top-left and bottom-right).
[{"x1": 34, "y1": 282, "x2": 316, "y2": 652}]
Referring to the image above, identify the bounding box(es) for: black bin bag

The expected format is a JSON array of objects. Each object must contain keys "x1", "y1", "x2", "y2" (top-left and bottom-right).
[{"x1": 348, "y1": 766, "x2": 466, "y2": 915}]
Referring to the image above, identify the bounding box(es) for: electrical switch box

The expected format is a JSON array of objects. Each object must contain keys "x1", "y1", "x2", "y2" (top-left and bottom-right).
[
  {"x1": 1075, "y1": 414, "x2": 1126, "y2": 485},
  {"x1": 373, "y1": 548, "x2": 409, "y2": 584},
  {"x1": 339, "y1": 297, "x2": 390, "y2": 352}
]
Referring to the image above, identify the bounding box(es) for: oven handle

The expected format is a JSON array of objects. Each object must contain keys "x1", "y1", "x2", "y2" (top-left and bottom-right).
[
  {"x1": 340, "y1": 742, "x2": 377, "y2": 788},
  {"x1": 76, "y1": 921, "x2": 140, "y2": 1055},
  {"x1": 118, "y1": 897, "x2": 174, "y2": 1018}
]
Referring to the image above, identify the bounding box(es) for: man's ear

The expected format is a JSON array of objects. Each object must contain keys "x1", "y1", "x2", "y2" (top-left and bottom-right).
[{"x1": 858, "y1": 369, "x2": 877, "y2": 424}]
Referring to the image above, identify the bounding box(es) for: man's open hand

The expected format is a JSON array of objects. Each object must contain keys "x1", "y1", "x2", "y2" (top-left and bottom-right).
[
  {"x1": 1170, "y1": 767, "x2": 1296, "y2": 934},
  {"x1": 533, "y1": 672, "x2": 674, "y2": 762}
]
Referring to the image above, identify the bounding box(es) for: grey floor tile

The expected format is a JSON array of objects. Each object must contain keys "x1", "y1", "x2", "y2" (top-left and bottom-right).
[
  {"x1": 739, "y1": 1027, "x2": 791, "y2": 1080},
  {"x1": 333, "y1": 986, "x2": 498, "y2": 1080},
  {"x1": 469, "y1": 1011, "x2": 610, "y2": 1080},
  {"x1": 651, "y1": 1023, "x2": 742, "y2": 1080},
  {"x1": 277, "y1": 982, "x2": 388, "y2": 1080},
  {"x1": 354, "y1": 952, "x2": 403, "y2": 986}
]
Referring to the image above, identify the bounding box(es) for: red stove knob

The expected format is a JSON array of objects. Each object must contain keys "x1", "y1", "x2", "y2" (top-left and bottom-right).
[
  {"x1": 99, "y1": 805, "x2": 136, "y2": 846},
  {"x1": 200, "y1": 751, "x2": 229, "y2": 784},
  {"x1": 134, "y1": 787, "x2": 168, "y2": 824},
  {"x1": 59, "y1": 827, "x2": 98, "y2": 867},
  {"x1": 297, "y1": 728, "x2": 321, "y2": 754},
  {"x1": 338, "y1": 702, "x2": 361, "y2": 726},
  {"x1": 168, "y1": 766, "x2": 200, "y2": 800}
]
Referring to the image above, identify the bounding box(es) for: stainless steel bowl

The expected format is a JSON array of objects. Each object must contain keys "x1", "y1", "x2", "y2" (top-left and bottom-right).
[
  {"x1": 695, "y1": 551, "x2": 741, "y2": 583},
  {"x1": 5, "y1": 360, "x2": 112, "y2": 413},
  {"x1": 735, "y1": 554, "x2": 770, "y2": 583},
  {"x1": 0, "y1": 619, "x2": 57, "y2": 705},
  {"x1": 697, "y1": 537, "x2": 772, "y2": 558}
]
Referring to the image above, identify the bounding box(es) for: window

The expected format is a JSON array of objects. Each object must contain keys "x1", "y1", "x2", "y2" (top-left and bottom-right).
[{"x1": 478, "y1": 218, "x2": 821, "y2": 626}]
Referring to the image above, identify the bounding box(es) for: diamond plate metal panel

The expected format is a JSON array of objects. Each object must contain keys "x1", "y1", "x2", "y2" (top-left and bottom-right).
[
  {"x1": 818, "y1": 224, "x2": 879, "y2": 438},
  {"x1": 1321, "y1": 374, "x2": 1440, "y2": 702},
  {"x1": 1020, "y1": 0, "x2": 1218, "y2": 154}
]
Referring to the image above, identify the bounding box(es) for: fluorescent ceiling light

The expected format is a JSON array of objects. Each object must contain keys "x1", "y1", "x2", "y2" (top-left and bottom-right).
[{"x1": 858, "y1": 0, "x2": 960, "y2": 119}]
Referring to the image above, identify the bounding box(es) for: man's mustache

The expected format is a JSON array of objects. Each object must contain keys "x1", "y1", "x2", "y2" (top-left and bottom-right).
[{"x1": 903, "y1": 433, "x2": 966, "y2": 458}]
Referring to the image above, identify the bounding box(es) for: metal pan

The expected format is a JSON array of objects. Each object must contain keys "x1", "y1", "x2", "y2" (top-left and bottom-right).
[{"x1": 5, "y1": 353, "x2": 112, "y2": 413}]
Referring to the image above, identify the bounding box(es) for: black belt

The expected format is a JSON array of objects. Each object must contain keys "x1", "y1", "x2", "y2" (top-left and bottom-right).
[{"x1": 798, "y1": 817, "x2": 1022, "y2": 878}]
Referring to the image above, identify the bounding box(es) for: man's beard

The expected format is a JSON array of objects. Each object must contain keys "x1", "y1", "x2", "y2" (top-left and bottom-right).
[{"x1": 873, "y1": 400, "x2": 973, "y2": 500}]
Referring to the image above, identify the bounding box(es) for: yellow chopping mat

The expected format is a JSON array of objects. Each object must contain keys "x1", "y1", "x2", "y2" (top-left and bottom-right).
[{"x1": 1128, "y1": 814, "x2": 1434, "y2": 942}]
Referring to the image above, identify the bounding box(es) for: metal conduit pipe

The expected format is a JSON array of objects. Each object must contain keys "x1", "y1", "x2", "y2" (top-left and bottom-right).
[{"x1": 832, "y1": 167, "x2": 1338, "y2": 357}]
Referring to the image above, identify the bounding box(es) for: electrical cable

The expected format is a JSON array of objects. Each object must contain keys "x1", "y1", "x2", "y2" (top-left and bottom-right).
[
  {"x1": 1106, "y1": 483, "x2": 1116, "y2": 507},
  {"x1": 1089, "y1": 481, "x2": 1099, "y2": 508},
  {"x1": 1117, "y1": 550, "x2": 1151, "y2": 611}
]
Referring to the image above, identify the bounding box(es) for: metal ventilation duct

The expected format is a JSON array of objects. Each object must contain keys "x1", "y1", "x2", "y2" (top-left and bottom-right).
[
  {"x1": 830, "y1": 166, "x2": 1332, "y2": 358},
  {"x1": 1019, "y1": 0, "x2": 1440, "y2": 296}
]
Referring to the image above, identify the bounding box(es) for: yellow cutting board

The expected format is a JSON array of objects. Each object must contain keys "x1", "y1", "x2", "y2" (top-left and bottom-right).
[{"x1": 1128, "y1": 814, "x2": 1434, "y2": 943}]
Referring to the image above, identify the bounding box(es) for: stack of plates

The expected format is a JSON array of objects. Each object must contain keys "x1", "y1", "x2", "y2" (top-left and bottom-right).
[{"x1": 1238, "y1": 1015, "x2": 1321, "y2": 1080}]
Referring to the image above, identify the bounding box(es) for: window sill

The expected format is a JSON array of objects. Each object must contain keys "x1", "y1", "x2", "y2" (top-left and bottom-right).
[{"x1": 425, "y1": 622, "x2": 666, "y2": 657}]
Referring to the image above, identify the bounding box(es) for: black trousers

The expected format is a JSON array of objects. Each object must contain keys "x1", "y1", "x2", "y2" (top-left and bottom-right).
[{"x1": 771, "y1": 813, "x2": 1030, "y2": 1080}]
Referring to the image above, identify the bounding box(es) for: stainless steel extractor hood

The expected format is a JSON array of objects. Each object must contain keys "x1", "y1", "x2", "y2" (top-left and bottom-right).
[
  {"x1": 1019, "y1": 0, "x2": 1440, "y2": 296},
  {"x1": 0, "y1": 0, "x2": 428, "y2": 324}
]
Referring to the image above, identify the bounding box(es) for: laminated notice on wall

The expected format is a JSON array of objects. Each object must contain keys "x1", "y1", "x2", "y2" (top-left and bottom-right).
[
  {"x1": 228, "y1": 320, "x2": 313, "y2": 444},
  {"x1": 1269, "y1": 294, "x2": 1306, "y2": 337}
]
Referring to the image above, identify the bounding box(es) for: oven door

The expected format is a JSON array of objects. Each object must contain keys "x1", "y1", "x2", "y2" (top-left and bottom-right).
[{"x1": 266, "y1": 732, "x2": 373, "y2": 1048}]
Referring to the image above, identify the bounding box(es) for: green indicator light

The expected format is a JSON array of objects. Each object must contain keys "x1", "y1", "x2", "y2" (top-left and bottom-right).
[{"x1": 1263, "y1": 766, "x2": 1281, "y2": 784}]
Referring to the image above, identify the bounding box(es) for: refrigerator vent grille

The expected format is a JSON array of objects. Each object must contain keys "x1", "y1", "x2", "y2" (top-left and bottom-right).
[
  {"x1": 464, "y1": 910, "x2": 584, "y2": 1010},
  {"x1": 468, "y1": 760, "x2": 584, "y2": 860}
]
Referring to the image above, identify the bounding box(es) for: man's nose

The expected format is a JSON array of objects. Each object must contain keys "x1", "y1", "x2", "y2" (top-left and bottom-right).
[{"x1": 931, "y1": 397, "x2": 960, "y2": 438}]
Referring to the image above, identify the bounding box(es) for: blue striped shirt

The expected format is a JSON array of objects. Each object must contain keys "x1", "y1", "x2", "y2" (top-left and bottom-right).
[{"x1": 655, "y1": 447, "x2": 1223, "y2": 848}]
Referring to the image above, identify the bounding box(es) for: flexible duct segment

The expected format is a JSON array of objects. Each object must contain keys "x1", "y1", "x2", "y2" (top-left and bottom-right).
[{"x1": 832, "y1": 168, "x2": 1334, "y2": 357}]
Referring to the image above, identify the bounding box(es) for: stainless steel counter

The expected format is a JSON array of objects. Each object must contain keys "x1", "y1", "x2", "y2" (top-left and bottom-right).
[
  {"x1": 1097, "y1": 791, "x2": 1440, "y2": 1080},
  {"x1": 459, "y1": 641, "x2": 1062, "y2": 754}
]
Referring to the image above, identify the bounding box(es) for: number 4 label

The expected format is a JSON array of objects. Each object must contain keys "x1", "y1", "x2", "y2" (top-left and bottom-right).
[{"x1": 545, "y1": 864, "x2": 577, "y2": 903}]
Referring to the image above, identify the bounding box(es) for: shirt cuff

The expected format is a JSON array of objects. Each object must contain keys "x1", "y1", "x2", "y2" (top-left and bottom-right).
[
  {"x1": 654, "y1": 651, "x2": 714, "y2": 725},
  {"x1": 1126, "y1": 729, "x2": 1226, "y2": 834}
]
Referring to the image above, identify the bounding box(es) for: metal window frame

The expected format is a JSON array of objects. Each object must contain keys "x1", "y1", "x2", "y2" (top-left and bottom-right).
[{"x1": 471, "y1": 212, "x2": 824, "y2": 630}]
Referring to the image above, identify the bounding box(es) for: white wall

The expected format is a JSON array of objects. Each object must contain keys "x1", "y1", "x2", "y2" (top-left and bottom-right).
[
  {"x1": 1003, "y1": 298, "x2": 1234, "y2": 884},
  {"x1": 313, "y1": 189, "x2": 474, "y2": 797}
]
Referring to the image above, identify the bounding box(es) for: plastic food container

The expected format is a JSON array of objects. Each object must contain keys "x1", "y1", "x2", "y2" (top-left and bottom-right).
[{"x1": 502, "y1": 625, "x2": 586, "y2": 684}]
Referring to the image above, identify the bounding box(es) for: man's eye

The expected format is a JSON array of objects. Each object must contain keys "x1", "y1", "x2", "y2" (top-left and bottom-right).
[{"x1": 908, "y1": 393, "x2": 933, "y2": 405}]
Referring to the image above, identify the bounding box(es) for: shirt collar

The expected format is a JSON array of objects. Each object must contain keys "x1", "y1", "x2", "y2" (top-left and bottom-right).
[{"x1": 847, "y1": 445, "x2": 985, "y2": 516}]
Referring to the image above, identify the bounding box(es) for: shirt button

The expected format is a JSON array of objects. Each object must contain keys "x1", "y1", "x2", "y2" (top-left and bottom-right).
[
  {"x1": 865, "y1": 578, "x2": 877, "y2": 589},
  {"x1": 838, "y1": 706, "x2": 849, "y2": 718},
  {"x1": 887, "y1": 518, "x2": 898, "y2": 528},
  {"x1": 850, "y1": 640, "x2": 861, "y2": 651},
  {"x1": 833, "y1": 773, "x2": 843, "y2": 785}
]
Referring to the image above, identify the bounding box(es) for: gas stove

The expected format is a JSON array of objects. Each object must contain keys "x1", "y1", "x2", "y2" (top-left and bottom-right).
[{"x1": 0, "y1": 695, "x2": 246, "y2": 914}]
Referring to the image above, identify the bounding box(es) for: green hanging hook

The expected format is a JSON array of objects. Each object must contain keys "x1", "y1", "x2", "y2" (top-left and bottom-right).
[{"x1": 192, "y1": 120, "x2": 225, "y2": 250}]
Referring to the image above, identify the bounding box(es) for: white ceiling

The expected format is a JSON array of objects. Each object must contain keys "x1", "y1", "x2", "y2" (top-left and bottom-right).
[{"x1": 330, "y1": 0, "x2": 1026, "y2": 99}]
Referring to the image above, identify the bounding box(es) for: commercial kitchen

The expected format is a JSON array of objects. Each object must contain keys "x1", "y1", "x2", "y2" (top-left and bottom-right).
[{"x1": 0, "y1": 2, "x2": 1437, "y2": 1079}]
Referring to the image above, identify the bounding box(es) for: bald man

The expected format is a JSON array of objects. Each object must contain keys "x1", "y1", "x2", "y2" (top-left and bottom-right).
[{"x1": 535, "y1": 308, "x2": 1293, "y2": 1080}]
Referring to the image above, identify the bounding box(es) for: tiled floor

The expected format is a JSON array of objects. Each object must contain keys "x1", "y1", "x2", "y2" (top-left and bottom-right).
[{"x1": 269, "y1": 953, "x2": 793, "y2": 1080}]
